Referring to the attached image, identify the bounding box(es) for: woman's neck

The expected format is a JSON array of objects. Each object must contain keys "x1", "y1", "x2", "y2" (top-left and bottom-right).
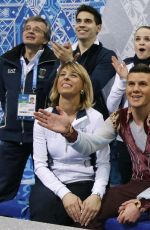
[{"x1": 59, "y1": 97, "x2": 79, "y2": 117}]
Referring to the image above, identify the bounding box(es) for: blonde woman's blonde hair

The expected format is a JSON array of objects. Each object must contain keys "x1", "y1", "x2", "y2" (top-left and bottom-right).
[{"x1": 50, "y1": 62, "x2": 94, "y2": 110}]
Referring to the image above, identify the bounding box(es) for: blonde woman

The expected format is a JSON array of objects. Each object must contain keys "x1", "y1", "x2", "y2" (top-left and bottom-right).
[{"x1": 30, "y1": 62, "x2": 110, "y2": 228}]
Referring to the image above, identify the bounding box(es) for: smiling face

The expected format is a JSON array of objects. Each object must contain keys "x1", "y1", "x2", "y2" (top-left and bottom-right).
[
  {"x1": 22, "y1": 20, "x2": 48, "y2": 48},
  {"x1": 134, "y1": 27, "x2": 150, "y2": 60},
  {"x1": 75, "y1": 11, "x2": 101, "y2": 42},
  {"x1": 57, "y1": 67, "x2": 84, "y2": 99},
  {"x1": 126, "y1": 72, "x2": 150, "y2": 109}
]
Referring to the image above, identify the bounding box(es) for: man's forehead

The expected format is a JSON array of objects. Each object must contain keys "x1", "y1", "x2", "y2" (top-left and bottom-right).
[
  {"x1": 77, "y1": 11, "x2": 94, "y2": 19},
  {"x1": 26, "y1": 21, "x2": 46, "y2": 27},
  {"x1": 128, "y1": 72, "x2": 150, "y2": 80}
]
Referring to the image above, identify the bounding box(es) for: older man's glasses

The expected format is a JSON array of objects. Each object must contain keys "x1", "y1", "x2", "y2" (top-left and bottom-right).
[{"x1": 23, "y1": 25, "x2": 46, "y2": 35}]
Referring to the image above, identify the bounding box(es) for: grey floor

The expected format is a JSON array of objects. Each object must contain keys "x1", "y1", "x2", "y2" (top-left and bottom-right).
[{"x1": 0, "y1": 216, "x2": 86, "y2": 230}]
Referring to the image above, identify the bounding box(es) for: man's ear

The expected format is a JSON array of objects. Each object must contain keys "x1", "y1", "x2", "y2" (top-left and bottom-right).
[{"x1": 96, "y1": 24, "x2": 101, "y2": 34}]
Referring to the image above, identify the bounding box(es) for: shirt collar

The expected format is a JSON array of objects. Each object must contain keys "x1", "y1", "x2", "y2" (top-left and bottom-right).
[
  {"x1": 127, "y1": 107, "x2": 150, "y2": 134},
  {"x1": 21, "y1": 49, "x2": 44, "y2": 66},
  {"x1": 72, "y1": 38, "x2": 99, "y2": 51},
  {"x1": 20, "y1": 49, "x2": 44, "y2": 76}
]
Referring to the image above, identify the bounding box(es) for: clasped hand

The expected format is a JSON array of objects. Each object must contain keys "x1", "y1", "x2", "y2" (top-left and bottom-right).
[
  {"x1": 117, "y1": 199, "x2": 141, "y2": 224},
  {"x1": 62, "y1": 193, "x2": 101, "y2": 227}
]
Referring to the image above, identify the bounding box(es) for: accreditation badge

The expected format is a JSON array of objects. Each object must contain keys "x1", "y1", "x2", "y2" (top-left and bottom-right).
[{"x1": 17, "y1": 94, "x2": 36, "y2": 120}]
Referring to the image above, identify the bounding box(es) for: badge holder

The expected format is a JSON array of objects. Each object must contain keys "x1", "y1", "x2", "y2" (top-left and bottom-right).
[{"x1": 17, "y1": 94, "x2": 36, "y2": 121}]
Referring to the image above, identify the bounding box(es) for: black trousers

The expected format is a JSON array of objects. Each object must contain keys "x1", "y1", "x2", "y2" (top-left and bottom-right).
[
  {"x1": 0, "y1": 140, "x2": 32, "y2": 201},
  {"x1": 117, "y1": 140, "x2": 132, "y2": 183},
  {"x1": 29, "y1": 177, "x2": 94, "y2": 227}
]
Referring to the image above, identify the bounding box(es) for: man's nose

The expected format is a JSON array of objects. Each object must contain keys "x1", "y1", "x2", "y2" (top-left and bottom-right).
[
  {"x1": 133, "y1": 84, "x2": 140, "y2": 91},
  {"x1": 78, "y1": 21, "x2": 86, "y2": 26}
]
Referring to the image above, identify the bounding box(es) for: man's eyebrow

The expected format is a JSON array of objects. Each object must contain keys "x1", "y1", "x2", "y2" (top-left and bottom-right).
[{"x1": 76, "y1": 17, "x2": 93, "y2": 20}]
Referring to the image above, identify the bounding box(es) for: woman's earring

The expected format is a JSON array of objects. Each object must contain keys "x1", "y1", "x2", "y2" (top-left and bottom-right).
[{"x1": 80, "y1": 90, "x2": 84, "y2": 95}]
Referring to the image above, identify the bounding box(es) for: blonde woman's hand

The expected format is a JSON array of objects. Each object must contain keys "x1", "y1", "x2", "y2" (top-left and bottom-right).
[
  {"x1": 34, "y1": 106, "x2": 71, "y2": 134},
  {"x1": 80, "y1": 194, "x2": 101, "y2": 227},
  {"x1": 62, "y1": 193, "x2": 82, "y2": 223}
]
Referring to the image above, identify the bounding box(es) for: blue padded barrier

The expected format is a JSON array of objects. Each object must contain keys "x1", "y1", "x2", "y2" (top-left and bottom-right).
[
  {"x1": 0, "y1": 156, "x2": 34, "y2": 219},
  {"x1": 104, "y1": 214, "x2": 150, "y2": 230}
]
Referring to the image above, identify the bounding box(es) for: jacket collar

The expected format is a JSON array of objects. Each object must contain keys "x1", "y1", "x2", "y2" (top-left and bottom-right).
[
  {"x1": 52, "y1": 107, "x2": 86, "y2": 120},
  {"x1": 124, "y1": 55, "x2": 150, "y2": 66},
  {"x1": 1, "y1": 43, "x2": 57, "y2": 64},
  {"x1": 72, "y1": 38, "x2": 100, "y2": 51}
]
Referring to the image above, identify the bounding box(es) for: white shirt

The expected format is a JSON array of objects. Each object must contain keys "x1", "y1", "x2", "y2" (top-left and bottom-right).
[
  {"x1": 107, "y1": 63, "x2": 134, "y2": 141},
  {"x1": 33, "y1": 107, "x2": 110, "y2": 200},
  {"x1": 137, "y1": 187, "x2": 150, "y2": 200},
  {"x1": 70, "y1": 117, "x2": 147, "y2": 160},
  {"x1": 107, "y1": 63, "x2": 133, "y2": 113},
  {"x1": 20, "y1": 49, "x2": 44, "y2": 77}
]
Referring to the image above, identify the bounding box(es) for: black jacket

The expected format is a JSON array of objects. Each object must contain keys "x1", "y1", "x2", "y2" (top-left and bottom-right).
[{"x1": 0, "y1": 43, "x2": 58, "y2": 143}]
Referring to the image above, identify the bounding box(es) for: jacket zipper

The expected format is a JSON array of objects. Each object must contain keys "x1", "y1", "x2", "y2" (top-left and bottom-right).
[{"x1": 20, "y1": 70, "x2": 26, "y2": 143}]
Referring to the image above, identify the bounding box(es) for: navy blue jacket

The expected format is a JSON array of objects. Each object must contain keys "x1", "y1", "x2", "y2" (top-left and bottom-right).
[
  {"x1": 74, "y1": 42, "x2": 116, "y2": 119},
  {"x1": 0, "y1": 43, "x2": 58, "y2": 143}
]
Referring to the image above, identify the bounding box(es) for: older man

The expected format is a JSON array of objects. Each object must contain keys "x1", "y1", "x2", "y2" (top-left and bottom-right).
[{"x1": 0, "y1": 16, "x2": 58, "y2": 201}]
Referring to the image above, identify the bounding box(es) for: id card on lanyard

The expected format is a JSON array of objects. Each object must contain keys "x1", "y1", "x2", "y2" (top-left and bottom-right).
[
  {"x1": 17, "y1": 94, "x2": 36, "y2": 120},
  {"x1": 17, "y1": 60, "x2": 38, "y2": 121}
]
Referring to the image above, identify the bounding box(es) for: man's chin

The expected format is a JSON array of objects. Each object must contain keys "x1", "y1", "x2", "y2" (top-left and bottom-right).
[
  {"x1": 24, "y1": 42, "x2": 35, "y2": 46},
  {"x1": 130, "y1": 103, "x2": 143, "y2": 109},
  {"x1": 24, "y1": 43, "x2": 41, "y2": 48},
  {"x1": 77, "y1": 36, "x2": 88, "y2": 41}
]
